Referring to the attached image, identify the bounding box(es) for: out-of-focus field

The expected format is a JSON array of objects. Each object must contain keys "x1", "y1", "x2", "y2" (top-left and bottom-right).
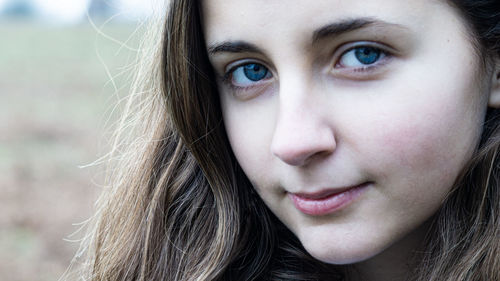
[{"x1": 0, "y1": 20, "x2": 142, "y2": 281}]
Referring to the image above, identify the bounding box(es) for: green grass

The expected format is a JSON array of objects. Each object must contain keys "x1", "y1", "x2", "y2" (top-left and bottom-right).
[
  {"x1": 0, "y1": 20, "x2": 145, "y2": 281},
  {"x1": 0, "y1": 21, "x2": 143, "y2": 164}
]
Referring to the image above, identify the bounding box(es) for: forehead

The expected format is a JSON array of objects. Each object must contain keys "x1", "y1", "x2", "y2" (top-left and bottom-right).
[{"x1": 202, "y1": 0, "x2": 445, "y2": 43}]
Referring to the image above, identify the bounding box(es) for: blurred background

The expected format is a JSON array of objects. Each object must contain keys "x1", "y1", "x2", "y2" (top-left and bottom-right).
[{"x1": 0, "y1": 0, "x2": 155, "y2": 280}]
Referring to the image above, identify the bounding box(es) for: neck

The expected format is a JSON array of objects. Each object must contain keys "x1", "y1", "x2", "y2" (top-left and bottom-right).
[{"x1": 348, "y1": 249, "x2": 413, "y2": 281}]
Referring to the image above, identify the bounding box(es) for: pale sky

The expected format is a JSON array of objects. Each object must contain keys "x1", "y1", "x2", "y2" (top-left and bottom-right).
[
  {"x1": 33, "y1": 0, "x2": 91, "y2": 23},
  {"x1": 1, "y1": 0, "x2": 156, "y2": 23}
]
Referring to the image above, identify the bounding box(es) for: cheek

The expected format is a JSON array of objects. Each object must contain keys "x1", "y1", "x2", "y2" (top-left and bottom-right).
[
  {"x1": 356, "y1": 57, "x2": 485, "y2": 185},
  {"x1": 221, "y1": 96, "x2": 277, "y2": 186},
  {"x1": 355, "y1": 82, "x2": 484, "y2": 209},
  {"x1": 376, "y1": 119, "x2": 450, "y2": 172},
  {"x1": 375, "y1": 120, "x2": 461, "y2": 211}
]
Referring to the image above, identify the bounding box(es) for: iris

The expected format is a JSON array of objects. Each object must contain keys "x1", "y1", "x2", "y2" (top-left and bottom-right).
[
  {"x1": 243, "y1": 64, "x2": 269, "y2": 81},
  {"x1": 354, "y1": 47, "x2": 381, "y2": 65}
]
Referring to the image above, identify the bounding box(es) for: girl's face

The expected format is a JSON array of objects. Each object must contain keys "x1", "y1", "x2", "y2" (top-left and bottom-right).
[{"x1": 203, "y1": 0, "x2": 496, "y2": 264}]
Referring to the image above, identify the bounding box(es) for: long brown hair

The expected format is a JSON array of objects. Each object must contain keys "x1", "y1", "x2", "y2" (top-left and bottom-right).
[{"x1": 69, "y1": 0, "x2": 500, "y2": 280}]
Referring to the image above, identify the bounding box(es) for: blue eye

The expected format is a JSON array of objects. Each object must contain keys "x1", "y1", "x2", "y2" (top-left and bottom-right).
[
  {"x1": 230, "y1": 63, "x2": 272, "y2": 86},
  {"x1": 338, "y1": 46, "x2": 385, "y2": 68},
  {"x1": 355, "y1": 47, "x2": 381, "y2": 64},
  {"x1": 243, "y1": 64, "x2": 268, "y2": 81}
]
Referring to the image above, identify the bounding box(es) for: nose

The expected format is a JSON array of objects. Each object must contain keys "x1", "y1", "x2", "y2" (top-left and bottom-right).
[{"x1": 270, "y1": 83, "x2": 336, "y2": 166}]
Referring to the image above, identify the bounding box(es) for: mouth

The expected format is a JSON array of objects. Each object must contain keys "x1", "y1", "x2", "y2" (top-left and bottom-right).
[{"x1": 288, "y1": 182, "x2": 371, "y2": 216}]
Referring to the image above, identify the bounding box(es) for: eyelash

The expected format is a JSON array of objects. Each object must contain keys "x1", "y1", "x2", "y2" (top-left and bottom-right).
[
  {"x1": 332, "y1": 42, "x2": 392, "y2": 76},
  {"x1": 221, "y1": 62, "x2": 272, "y2": 91},
  {"x1": 221, "y1": 42, "x2": 392, "y2": 91}
]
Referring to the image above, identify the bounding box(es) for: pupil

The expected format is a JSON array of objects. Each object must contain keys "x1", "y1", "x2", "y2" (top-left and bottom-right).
[
  {"x1": 243, "y1": 64, "x2": 268, "y2": 81},
  {"x1": 355, "y1": 47, "x2": 380, "y2": 65}
]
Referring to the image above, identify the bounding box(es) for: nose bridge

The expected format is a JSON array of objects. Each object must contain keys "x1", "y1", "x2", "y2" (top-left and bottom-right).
[{"x1": 270, "y1": 72, "x2": 336, "y2": 166}]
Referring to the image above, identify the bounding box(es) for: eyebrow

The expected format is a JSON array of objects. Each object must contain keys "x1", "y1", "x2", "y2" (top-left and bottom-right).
[
  {"x1": 312, "y1": 17, "x2": 378, "y2": 43},
  {"x1": 207, "y1": 17, "x2": 405, "y2": 55},
  {"x1": 207, "y1": 41, "x2": 264, "y2": 55}
]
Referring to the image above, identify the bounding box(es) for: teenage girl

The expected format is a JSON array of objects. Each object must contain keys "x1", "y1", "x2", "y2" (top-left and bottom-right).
[{"x1": 72, "y1": 1, "x2": 500, "y2": 280}]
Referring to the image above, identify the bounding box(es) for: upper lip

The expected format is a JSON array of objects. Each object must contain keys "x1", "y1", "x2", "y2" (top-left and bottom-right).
[{"x1": 291, "y1": 183, "x2": 368, "y2": 200}]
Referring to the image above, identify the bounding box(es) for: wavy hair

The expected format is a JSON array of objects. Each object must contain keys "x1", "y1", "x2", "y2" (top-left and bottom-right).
[{"x1": 69, "y1": 0, "x2": 500, "y2": 280}]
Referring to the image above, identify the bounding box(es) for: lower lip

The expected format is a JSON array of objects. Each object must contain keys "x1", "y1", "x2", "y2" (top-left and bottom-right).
[{"x1": 289, "y1": 183, "x2": 369, "y2": 216}]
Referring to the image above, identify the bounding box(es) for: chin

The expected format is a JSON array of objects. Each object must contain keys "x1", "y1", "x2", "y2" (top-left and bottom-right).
[
  {"x1": 306, "y1": 245, "x2": 382, "y2": 265},
  {"x1": 298, "y1": 232, "x2": 389, "y2": 265}
]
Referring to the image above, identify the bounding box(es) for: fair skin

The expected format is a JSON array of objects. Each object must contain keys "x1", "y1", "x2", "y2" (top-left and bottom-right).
[{"x1": 202, "y1": 0, "x2": 500, "y2": 280}]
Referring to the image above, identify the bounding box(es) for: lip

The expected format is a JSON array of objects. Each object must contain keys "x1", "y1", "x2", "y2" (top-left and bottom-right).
[{"x1": 289, "y1": 182, "x2": 370, "y2": 216}]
